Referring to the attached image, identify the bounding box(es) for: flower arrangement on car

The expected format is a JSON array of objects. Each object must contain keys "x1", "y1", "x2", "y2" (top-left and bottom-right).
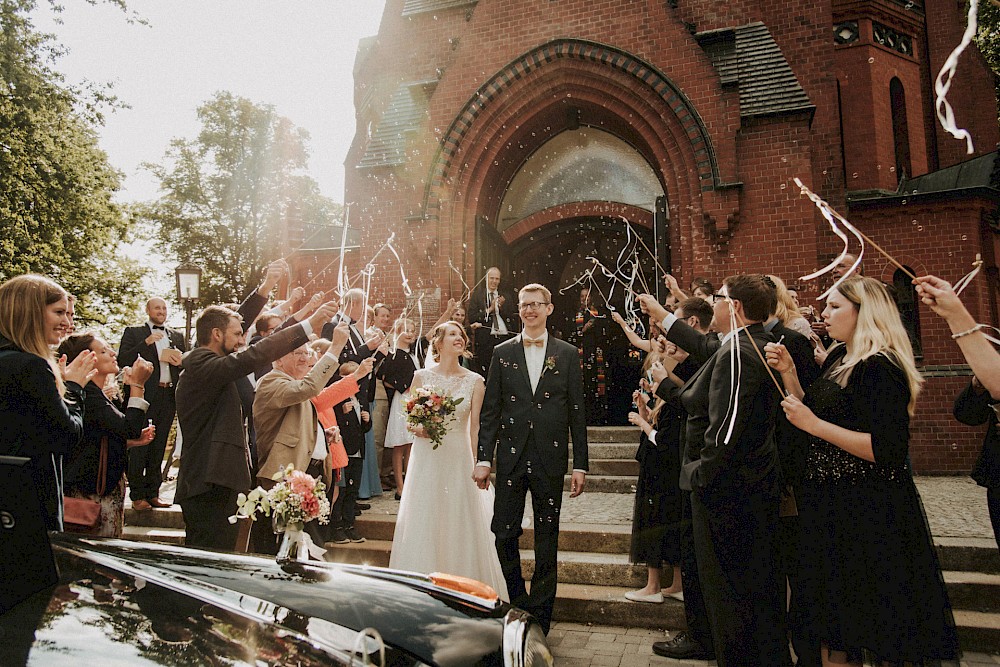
[
  {"x1": 230, "y1": 464, "x2": 330, "y2": 562},
  {"x1": 405, "y1": 386, "x2": 464, "y2": 449}
]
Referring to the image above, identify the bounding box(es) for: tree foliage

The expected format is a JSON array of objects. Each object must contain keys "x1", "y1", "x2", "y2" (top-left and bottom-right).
[
  {"x1": 976, "y1": 0, "x2": 1000, "y2": 76},
  {"x1": 0, "y1": 0, "x2": 146, "y2": 334},
  {"x1": 139, "y1": 91, "x2": 339, "y2": 305}
]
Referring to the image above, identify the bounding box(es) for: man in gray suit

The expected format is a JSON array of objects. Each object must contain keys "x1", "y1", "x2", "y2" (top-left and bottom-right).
[{"x1": 174, "y1": 300, "x2": 337, "y2": 550}]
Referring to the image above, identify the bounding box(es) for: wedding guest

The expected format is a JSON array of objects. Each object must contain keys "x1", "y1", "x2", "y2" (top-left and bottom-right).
[
  {"x1": 251, "y1": 322, "x2": 359, "y2": 553},
  {"x1": 915, "y1": 274, "x2": 1000, "y2": 399},
  {"x1": 321, "y1": 289, "x2": 387, "y2": 514},
  {"x1": 663, "y1": 274, "x2": 688, "y2": 306},
  {"x1": 690, "y1": 277, "x2": 715, "y2": 302},
  {"x1": 639, "y1": 296, "x2": 718, "y2": 661},
  {"x1": 56, "y1": 333, "x2": 156, "y2": 537},
  {"x1": 174, "y1": 298, "x2": 338, "y2": 551},
  {"x1": 467, "y1": 267, "x2": 517, "y2": 377},
  {"x1": 811, "y1": 253, "x2": 862, "y2": 339},
  {"x1": 769, "y1": 274, "x2": 815, "y2": 340},
  {"x1": 377, "y1": 318, "x2": 429, "y2": 499},
  {"x1": 328, "y1": 362, "x2": 371, "y2": 545},
  {"x1": 624, "y1": 382, "x2": 685, "y2": 605},
  {"x1": 954, "y1": 376, "x2": 1000, "y2": 551},
  {"x1": 568, "y1": 287, "x2": 608, "y2": 424},
  {"x1": 117, "y1": 297, "x2": 186, "y2": 511},
  {"x1": 367, "y1": 302, "x2": 394, "y2": 492},
  {"x1": 767, "y1": 276, "x2": 959, "y2": 665},
  {"x1": 645, "y1": 275, "x2": 789, "y2": 665},
  {"x1": 0, "y1": 274, "x2": 95, "y2": 531}
]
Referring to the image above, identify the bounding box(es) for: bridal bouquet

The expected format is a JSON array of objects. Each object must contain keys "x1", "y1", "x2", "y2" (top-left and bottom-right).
[
  {"x1": 405, "y1": 386, "x2": 464, "y2": 449},
  {"x1": 230, "y1": 464, "x2": 331, "y2": 528}
]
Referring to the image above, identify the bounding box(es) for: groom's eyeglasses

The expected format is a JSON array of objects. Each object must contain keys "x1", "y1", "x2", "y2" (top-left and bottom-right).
[{"x1": 518, "y1": 301, "x2": 550, "y2": 311}]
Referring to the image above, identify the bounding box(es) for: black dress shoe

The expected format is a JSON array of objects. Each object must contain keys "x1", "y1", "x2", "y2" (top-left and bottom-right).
[
  {"x1": 355, "y1": 502, "x2": 371, "y2": 510},
  {"x1": 652, "y1": 632, "x2": 714, "y2": 660}
]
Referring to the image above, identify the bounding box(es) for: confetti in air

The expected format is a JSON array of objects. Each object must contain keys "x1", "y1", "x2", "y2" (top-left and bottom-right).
[{"x1": 934, "y1": 0, "x2": 978, "y2": 154}]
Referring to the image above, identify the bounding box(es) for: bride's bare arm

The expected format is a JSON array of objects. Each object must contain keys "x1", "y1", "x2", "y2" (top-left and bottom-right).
[{"x1": 468, "y1": 375, "x2": 486, "y2": 462}]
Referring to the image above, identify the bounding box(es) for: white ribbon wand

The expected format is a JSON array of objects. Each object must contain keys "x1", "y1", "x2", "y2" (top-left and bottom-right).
[
  {"x1": 794, "y1": 178, "x2": 917, "y2": 299},
  {"x1": 935, "y1": 0, "x2": 978, "y2": 155}
]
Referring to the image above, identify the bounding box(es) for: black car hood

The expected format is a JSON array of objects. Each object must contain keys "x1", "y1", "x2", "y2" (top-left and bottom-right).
[{"x1": 0, "y1": 533, "x2": 507, "y2": 666}]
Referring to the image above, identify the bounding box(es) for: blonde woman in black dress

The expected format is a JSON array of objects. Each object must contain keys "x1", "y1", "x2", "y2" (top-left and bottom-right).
[{"x1": 767, "y1": 276, "x2": 959, "y2": 666}]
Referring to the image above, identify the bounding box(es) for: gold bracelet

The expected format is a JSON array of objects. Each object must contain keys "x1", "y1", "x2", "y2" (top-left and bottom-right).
[{"x1": 951, "y1": 324, "x2": 986, "y2": 340}]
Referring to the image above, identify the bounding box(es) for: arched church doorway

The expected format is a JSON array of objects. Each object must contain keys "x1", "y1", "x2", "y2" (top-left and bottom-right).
[{"x1": 480, "y1": 127, "x2": 669, "y2": 424}]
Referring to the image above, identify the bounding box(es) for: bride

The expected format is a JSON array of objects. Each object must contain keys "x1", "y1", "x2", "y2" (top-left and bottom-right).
[{"x1": 388, "y1": 321, "x2": 509, "y2": 600}]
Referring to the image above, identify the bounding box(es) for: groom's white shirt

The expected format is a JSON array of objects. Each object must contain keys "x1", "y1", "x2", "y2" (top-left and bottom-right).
[{"x1": 522, "y1": 331, "x2": 547, "y2": 393}]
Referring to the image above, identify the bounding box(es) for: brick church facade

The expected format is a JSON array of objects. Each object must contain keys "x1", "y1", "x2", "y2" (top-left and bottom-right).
[{"x1": 289, "y1": 0, "x2": 1000, "y2": 472}]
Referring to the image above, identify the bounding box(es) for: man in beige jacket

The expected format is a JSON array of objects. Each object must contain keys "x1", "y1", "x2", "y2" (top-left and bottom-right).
[{"x1": 251, "y1": 322, "x2": 373, "y2": 552}]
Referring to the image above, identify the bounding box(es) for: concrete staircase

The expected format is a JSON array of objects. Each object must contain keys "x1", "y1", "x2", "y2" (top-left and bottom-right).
[{"x1": 124, "y1": 426, "x2": 1000, "y2": 653}]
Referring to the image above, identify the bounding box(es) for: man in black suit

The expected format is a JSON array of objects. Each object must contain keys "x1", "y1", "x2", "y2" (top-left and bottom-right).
[
  {"x1": 174, "y1": 300, "x2": 338, "y2": 551},
  {"x1": 467, "y1": 267, "x2": 517, "y2": 378},
  {"x1": 475, "y1": 283, "x2": 588, "y2": 634},
  {"x1": 643, "y1": 276, "x2": 789, "y2": 666},
  {"x1": 118, "y1": 297, "x2": 187, "y2": 510}
]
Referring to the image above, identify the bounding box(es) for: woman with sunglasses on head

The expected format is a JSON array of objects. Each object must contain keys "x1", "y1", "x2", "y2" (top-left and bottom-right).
[
  {"x1": 56, "y1": 333, "x2": 156, "y2": 536},
  {"x1": 0, "y1": 274, "x2": 97, "y2": 531},
  {"x1": 767, "y1": 276, "x2": 959, "y2": 666}
]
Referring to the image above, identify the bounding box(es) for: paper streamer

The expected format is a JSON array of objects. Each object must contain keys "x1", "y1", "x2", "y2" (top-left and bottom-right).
[
  {"x1": 793, "y1": 178, "x2": 866, "y2": 300},
  {"x1": 934, "y1": 0, "x2": 978, "y2": 155}
]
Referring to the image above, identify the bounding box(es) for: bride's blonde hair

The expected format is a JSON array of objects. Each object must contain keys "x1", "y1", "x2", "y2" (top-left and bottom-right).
[
  {"x1": 430, "y1": 321, "x2": 472, "y2": 362},
  {"x1": 829, "y1": 276, "x2": 923, "y2": 415}
]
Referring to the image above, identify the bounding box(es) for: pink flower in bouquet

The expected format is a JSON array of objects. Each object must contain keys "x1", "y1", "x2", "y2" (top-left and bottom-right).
[
  {"x1": 405, "y1": 386, "x2": 464, "y2": 449},
  {"x1": 301, "y1": 493, "x2": 320, "y2": 518},
  {"x1": 287, "y1": 470, "x2": 315, "y2": 496}
]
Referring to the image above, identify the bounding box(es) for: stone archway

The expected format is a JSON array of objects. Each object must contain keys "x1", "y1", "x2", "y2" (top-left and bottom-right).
[{"x1": 420, "y1": 38, "x2": 742, "y2": 292}]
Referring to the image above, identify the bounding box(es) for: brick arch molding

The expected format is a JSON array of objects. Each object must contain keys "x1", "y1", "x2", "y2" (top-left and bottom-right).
[{"x1": 419, "y1": 38, "x2": 722, "y2": 224}]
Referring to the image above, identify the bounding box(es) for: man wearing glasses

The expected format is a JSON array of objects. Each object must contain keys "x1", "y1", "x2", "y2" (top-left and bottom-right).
[{"x1": 475, "y1": 283, "x2": 589, "y2": 635}]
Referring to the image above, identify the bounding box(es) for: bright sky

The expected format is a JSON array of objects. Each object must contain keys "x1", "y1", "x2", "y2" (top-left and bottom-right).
[{"x1": 31, "y1": 0, "x2": 388, "y2": 205}]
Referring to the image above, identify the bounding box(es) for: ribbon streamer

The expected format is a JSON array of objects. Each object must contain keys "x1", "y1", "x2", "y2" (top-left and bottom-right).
[
  {"x1": 448, "y1": 258, "x2": 472, "y2": 303},
  {"x1": 934, "y1": 0, "x2": 978, "y2": 155},
  {"x1": 953, "y1": 253, "x2": 983, "y2": 296}
]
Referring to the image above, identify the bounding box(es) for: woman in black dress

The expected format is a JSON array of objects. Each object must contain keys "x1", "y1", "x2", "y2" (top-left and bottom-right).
[
  {"x1": 56, "y1": 333, "x2": 156, "y2": 537},
  {"x1": 625, "y1": 383, "x2": 684, "y2": 603},
  {"x1": 767, "y1": 276, "x2": 959, "y2": 666}
]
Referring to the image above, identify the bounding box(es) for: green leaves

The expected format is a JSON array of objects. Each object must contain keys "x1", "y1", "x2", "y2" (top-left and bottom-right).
[
  {"x1": 0, "y1": 0, "x2": 146, "y2": 335},
  {"x1": 139, "y1": 91, "x2": 336, "y2": 304}
]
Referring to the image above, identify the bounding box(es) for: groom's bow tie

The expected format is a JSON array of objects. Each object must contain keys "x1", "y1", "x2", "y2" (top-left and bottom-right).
[{"x1": 522, "y1": 337, "x2": 544, "y2": 348}]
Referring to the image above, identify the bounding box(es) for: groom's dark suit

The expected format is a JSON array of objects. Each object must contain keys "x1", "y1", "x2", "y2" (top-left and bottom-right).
[{"x1": 478, "y1": 332, "x2": 588, "y2": 633}]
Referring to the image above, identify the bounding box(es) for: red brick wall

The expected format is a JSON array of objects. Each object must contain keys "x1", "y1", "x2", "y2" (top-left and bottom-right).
[{"x1": 329, "y1": 0, "x2": 1000, "y2": 472}]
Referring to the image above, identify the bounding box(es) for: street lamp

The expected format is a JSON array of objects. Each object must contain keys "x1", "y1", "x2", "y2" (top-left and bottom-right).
[{"x1": 175, "y1": 263, "x2": 202, "y2": 346}]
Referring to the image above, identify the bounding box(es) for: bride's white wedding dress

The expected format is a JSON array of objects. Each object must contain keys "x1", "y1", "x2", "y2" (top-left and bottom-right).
[{"x1": 388, "y1": 368, "x2": 509, "y2": 600}]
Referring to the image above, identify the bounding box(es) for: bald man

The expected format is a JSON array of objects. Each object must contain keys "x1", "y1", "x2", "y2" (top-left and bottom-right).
[{"x1": 118, "y1": 297, "x2": 188, "y2": 510}]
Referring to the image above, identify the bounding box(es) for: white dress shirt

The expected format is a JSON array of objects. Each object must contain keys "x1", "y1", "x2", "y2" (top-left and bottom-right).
[
  {"x1": 522, "y1": 331, "x2": 547, "y2": 393},
  {"x1": 148, "y1": 321, "x2": 172, "y2": 383},
  {"x1": 489, "y1": 291, "x2": 508, "y2": 334}
]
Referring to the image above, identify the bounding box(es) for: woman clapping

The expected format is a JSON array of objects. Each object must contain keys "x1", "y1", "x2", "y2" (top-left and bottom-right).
[{"x1": 0, "y1": 275, "x2": 96, "y2": 531}]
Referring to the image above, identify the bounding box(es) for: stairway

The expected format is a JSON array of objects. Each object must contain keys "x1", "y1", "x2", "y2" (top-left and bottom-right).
[{"x1": 124, "y1": 426, "x2": 1000, "y2": 652}]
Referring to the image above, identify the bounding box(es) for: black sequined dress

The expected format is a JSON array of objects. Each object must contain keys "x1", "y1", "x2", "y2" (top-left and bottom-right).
[{"x1": 792, "y1": 347, "x2": 959, "y2": 665}]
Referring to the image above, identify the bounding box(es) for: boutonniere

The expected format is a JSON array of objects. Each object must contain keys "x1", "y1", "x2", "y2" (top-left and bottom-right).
[{"x1": 543, "y1": 355, "x2": 558, "y2": 375}]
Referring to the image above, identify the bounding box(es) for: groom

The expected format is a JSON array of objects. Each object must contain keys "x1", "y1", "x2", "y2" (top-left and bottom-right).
[{"x1": 474, "y1": 283, "x2": 588, "y2": 634}]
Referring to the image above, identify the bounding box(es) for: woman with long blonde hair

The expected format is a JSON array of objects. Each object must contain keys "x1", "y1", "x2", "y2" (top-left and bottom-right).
[
  {"x1": 769, "y1": 274, "x2": 816, "y2": 339},
  {"x1": 766, "y1": 276, "x2": 958, "y2": 666},
  {"x1": 0, "y1": 274, "x2": 97, "y2": 530}
]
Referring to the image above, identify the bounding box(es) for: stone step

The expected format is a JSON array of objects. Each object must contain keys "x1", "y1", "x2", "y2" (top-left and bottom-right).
[
  {"x1": 586, "y1": 426, "x2": 639, "y2": 443},
  {"x1": 124, "y1": 509, "x2": 1000, "y2": 577},
  {"x1": 562, "y1": 475, "x2": 635, "y2": 494},
  {"x1": 943, "y1": 571, "x2": 1000, "y2": 613},
  {"x1": 954, "y1": 610, "x2": 1000, "y2": 654},
  {"x1": 587, "y1": 442, "x2": 640, "y2": 460},
  {"x1": 568, "y1": 458, "x2": 639, "y2": 476}
]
